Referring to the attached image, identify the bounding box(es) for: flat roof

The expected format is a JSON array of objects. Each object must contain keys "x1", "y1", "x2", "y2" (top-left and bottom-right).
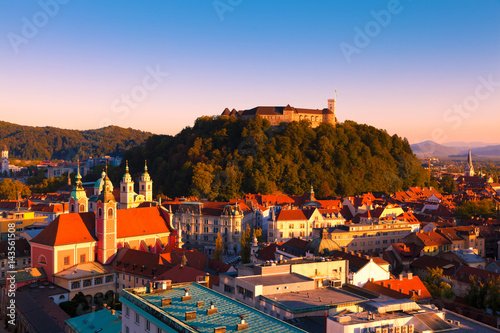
[
  {"x1": 262, "y1": 287, "x2": 367, "y2": 312},
  {"x1": 238, "y1": 273, "x2": 313, "y2": 286},
  {"x1": 53, "y1": 261, "x2": 114, "y2": 280},
  {"x1": 121, "y1": 282, "x2": 307, "y2": 333}
]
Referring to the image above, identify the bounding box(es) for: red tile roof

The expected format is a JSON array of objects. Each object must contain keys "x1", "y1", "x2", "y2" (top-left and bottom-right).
[
  {"x1": 366, "y1": 276, "x2": 431, "y2": 300},
  {"x1": 31, "y1": 212, "x2": 96, "y2": 246},
  {"x1": 276, "y1": 209, "x2": 308, "y2": 221},
  {"x1": 31, "y1": 207, "x2": 173, "y2": 246}
]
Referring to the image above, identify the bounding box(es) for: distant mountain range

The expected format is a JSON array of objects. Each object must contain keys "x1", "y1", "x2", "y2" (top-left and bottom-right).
[
  {"x1": 0, "y1": 121, "x2": 152, "y2": 161},
  {"x1": 411, "y1": 140, "x2": 500, "y2": 157}
]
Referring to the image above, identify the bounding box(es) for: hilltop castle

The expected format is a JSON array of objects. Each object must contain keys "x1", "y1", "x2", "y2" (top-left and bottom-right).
[{"x1": 221, "y1": 98, "x2": 337, "y2": 128}]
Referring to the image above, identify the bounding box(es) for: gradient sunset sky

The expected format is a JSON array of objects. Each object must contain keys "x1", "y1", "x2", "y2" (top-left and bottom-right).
[{"x1": 1, "y1": 0, "x2": 499, "y2": 144}]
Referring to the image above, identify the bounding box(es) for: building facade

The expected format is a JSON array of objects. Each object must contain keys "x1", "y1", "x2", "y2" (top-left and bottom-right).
[{"x1": 221, "y1": 98, "x2": 337, "y2": 128}]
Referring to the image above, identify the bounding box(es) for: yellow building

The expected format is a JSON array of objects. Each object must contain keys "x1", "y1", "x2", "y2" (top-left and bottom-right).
[
  {"x1": 0, "y1": 210, "x2": 47, "y2": 241},
  {"x1": 319, "y1": 219, "x2": 414, "y2": 253}
]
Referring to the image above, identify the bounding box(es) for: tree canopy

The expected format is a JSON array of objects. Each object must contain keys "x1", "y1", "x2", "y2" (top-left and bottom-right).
[
  {"x1": 0, "y1": 121, "x2": 151, "y2": 160},
  {"x1": 122, "y1": 116, "x2": 429, "y2": 200}
]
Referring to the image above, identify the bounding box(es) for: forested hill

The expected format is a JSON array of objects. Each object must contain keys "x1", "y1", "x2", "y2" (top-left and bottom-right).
[
  {"x1": 123, "y1": 116, "x2": 429, "y2": 200},
  {"x1": 0, "y1": 121, "x2": 152, "y2": 160}
]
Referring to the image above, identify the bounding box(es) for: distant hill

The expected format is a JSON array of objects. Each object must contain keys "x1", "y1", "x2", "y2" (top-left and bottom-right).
[
  {"x1": 122, "y1": 116, "x2": 430, "y2": 200},
  {"x1": 0, "y1": 121, "x2": 152, "y2": 161},
  {"x1": 411, "y1": 140, "x2": 500, "y2": 157},
  {"x1": 442, "y1": 141, "x2": 499, "y2": 148}
]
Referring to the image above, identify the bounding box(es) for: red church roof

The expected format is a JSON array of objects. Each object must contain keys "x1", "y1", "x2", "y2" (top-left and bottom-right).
[{"x1": 31, "y1": 207, "x2": 173, "y2": 247}]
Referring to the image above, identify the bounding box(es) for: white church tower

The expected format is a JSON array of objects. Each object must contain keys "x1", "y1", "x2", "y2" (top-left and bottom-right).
[
  {"x1": 138, "y1": 161, "x2": 153, "y2": 202},
  {"x1": 1, "y1": 146, "x2": 9, "y2": 175},
  {"x1": 465, "y1": 149, "x2": 475, "y2": 177},
  {"x1": 120, "y1": 161, "x2": 135, "y2": 209}
]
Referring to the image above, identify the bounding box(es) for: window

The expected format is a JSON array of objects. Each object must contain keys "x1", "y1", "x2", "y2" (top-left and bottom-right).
[
  {"x1": 157, "y1": 328, "x2": 162, "y2": 333},
  {"x1": 94, "y1": 277, "x2": 103, "y2": 285},
  {"x1": 108, "y1": 208, "x2": 113, "y2": 218},
  {"x1": 98, "y1": 208, "x2": 102, "y2": 217},
  {"x1": 106, "y1": 275, "x2": 114, "y2": 283},
  {"x1": 289, "y1": 224, "x2": 294, "y2": 229},
  {"x1": 125, "y1": 326, "x2": 129, "y2": 333},
  {"x1": 80, "y1": 254, "x2": 86, "y2": 263},
  {"x1": 64, "y1": 256, "x2": 70, "y2": 265},
  {"x1": 146, "y1": 320, "x2": 151, "y2": 332},
  {"x1": 135, "y1": 313, "x2": 140, "y2": 325},
  {"x1": 71, "y1": 281, "x2": 80, "y2": 289},
  {"x1": 83, "y1": 279, "x2": 92, "y2": 287}
]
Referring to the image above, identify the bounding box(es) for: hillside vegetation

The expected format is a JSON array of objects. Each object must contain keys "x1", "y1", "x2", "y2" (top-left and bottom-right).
[
  {"x1": 0, "y1": 121, "x2": 152, "y2": 160},
  {"x1": 123, "y1": 116, "x2": 429, "y2": 200}
]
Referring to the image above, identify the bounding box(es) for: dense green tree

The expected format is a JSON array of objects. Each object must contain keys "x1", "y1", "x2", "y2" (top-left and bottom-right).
[
  {"x1": 455, "y1": 199, "x2": 496, "y2": 220},
  {"x1": 0, "y1": 121, "x2": 151, "y2": 160},
  {"x1": 129, "y1": 117, "x2": 428, "y2": 200},
  {"x1": 423, "y1": 267, "x2": 454, "y2": 300},
  {"x1": 0, "y1": 179, "x2": 31, "y2": 200},
  {"x1": 240, "y1": 225, "x2": 252, "y2": 264},
  {"x1": 214, "y1": 232, "x2": 223, "y2": 261},
  {"x1": 440, "y1": 175, "x2": 456, "y2": 194}
]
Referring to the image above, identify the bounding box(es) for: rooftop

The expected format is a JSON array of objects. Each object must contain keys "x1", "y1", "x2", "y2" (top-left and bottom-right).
[
  {"x1": 121, "y1": 282, "x2": 307, "y2": 333},
  {"x1": 238, "y1": 273, "x2": 313, "y2": 287},
  {"x1": 65, "y1": 309, "x2": 122, "y2": 333},
  {"x1": 53, "y1": 261, "x2": 114, "y2": 280},
  {"x1": 261, "y1": 287, "x2": 367, "y2": 313}
]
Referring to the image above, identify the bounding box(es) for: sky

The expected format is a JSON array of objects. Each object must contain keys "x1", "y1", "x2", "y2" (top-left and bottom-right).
[{"x1": 1, "y1": 0, "x2": 499, "y2": 144}]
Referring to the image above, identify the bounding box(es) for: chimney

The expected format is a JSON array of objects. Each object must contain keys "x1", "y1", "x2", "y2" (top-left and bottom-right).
[
  {"x1": 417, "y1": 289, "x2": 422, "y2": 296},
  {"x1": 407, "y1": 272, "x2": 413, "y2": 279},
  {"x1": 111, "y1": 309, "x2": 115, "y2": 315},
  {"x1": 182, "y1": 288, "x2": 192, "y2": 301},
  {"x1": 357, "y1": 253, "x2": 362, "y2": 257},
  {"x1": 239, "y1": 314, "x2": 247, "y2": 327},
  {"x1": 387, "y1": 283, "x2": 392, "y2": 289},
  {"x1": 207, "y1": 301, "x2": 218, "y2": 315},
  {"x1": 399, "y1": 274, "x2": 403, "y2": 281},
  {"x1": 380, "y1": 281, "x2": 384, "y2": 287}
]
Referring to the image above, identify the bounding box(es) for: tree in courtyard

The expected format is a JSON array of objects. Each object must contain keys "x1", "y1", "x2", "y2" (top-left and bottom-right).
[
  {"x1": 214, "y1": 232, "x2": 223, "y2": 261},
  {"x1": 423, "y1": 267, "x2": 454, "y2": 300},
  {"x1": 239, "y1": 225, "x2": 251, "y2": 264}
]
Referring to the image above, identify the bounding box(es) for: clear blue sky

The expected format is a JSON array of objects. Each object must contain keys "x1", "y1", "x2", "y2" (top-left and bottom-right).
[{"x1": 1, "y1": 0, "x2": 499, "y2": 144}]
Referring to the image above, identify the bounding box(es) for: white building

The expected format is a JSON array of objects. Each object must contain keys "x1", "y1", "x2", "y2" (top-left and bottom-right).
[{"x1": 1, "y1": 146, "x2": 9, "y2": 175}]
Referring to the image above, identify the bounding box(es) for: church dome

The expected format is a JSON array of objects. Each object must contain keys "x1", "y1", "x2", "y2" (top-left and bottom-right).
[
  {"x1": 94, "y1": 170, "x2": 113, "y2": 192},
  {"x1": 306, "y1": 228, "x2": 341, "y2": 256}
]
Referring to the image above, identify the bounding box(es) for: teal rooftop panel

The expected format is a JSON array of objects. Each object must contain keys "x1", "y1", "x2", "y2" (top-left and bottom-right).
[
  {"x1": 121, "y1": 282, "x2": 308, "y2": 333},
  {"x1": 64, "y1": 309, "x2": 122, "y2": 333}
]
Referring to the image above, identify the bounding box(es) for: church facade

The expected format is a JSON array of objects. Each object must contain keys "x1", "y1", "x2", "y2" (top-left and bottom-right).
[{"x1": 31, "y1": 166, "x2": 177, "y2": 282}]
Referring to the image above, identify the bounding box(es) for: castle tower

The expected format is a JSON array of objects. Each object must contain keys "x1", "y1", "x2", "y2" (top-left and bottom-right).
[
  {"x1": 95, "y1": 168, "x2": 118, "y2": 264},
  {"x1": 465, "y1": 149, "x2": 475, "y2": 177},
  {"x1": 1, "y1": 145, "x2": 9, "y2": 174},
  {"x1": 120, "y1": 161, "x2": 135, "y2": 209},
  {"x1": 326, "y1": 97, "x2": 336, "y2": 125},
  {"x1": 69, "y1": 160, "x2": 88, "y2": 213},
  {"x1": 138, "y1": 161, "x2": 153, "y2": 202}
]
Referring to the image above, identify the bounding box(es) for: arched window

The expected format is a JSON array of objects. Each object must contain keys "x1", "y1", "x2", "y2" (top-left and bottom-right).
[
  {"x1": 71, "y1": 204, "x2": 75, "y2": 213},
  {"x1": 59, "y1": 295, "x2": 66, "y2": 300},
  {"x1": 108, "y1": 208, "x2": 113, "y2": 218},
  {"x1": 98, "y1": 208, "x2": 102, "y2": 218},
  {"x1": 71, "y1": 281, "x2": 80, "y2": 289},
  {"x1": 38, "y1": 255, "x2": 47, "y2": 265},
  {"x1": 79, "y1": 204, "x2": 84, "y2": 212}
]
